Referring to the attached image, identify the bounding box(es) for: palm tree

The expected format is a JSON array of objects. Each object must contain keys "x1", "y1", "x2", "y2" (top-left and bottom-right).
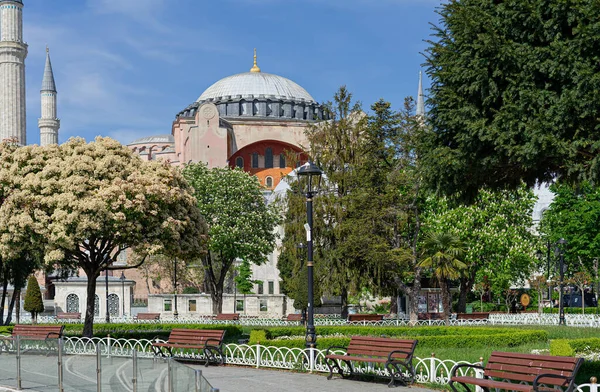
[{"x1": 418, "y1": 232, "x2": 466, "y2": 325}]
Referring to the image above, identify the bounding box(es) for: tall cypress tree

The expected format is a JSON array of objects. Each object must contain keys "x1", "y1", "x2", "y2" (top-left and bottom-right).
[{"x1": 24, "y1": 275, "x2": 44, "y2": 323}]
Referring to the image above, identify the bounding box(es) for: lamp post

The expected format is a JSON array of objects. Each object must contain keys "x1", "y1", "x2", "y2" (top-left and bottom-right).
[
  {"x1": 173, "y1": 258, "x2": 179, "y2": 319},
  {"x1": 297, "y1": 242, "x2": 307, "y2": 324},
  {"x1": 120, "y1": 272, "x2": 126, "y2": 317},
  {"x1": 105, "y1": 270, "x2": 110, "y2": 323},
  {"x1": 536, "y1": 240, "x2": 552, "y2": 304},
  {"x1": 556, "y1": 238, "x2": 567, "y2": 326},
  {"x1": 296, "y1": 161, "x2": 323, "y2": 349}
]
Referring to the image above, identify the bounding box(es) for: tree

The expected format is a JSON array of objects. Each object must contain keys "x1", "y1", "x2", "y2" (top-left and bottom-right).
[
  {"x1": 423, "y1": 0, "x2": 600, "y2": 199},
  {"x1": 1, "y1": 137, "x2": 206, "y2": 337},
  {"x1": 418, "y1": 232, "x2": 466, "y2": 324},
  {"x1": 423, "y1": 186, "x2": 537, "y2": 311},
  {"x1": 569, "y1": 271, "x2": 593, "y2": 314},
  {"x1": 23, "y1": 275, "x2": 44, "y2": 323},
  {"x1": 529, "y1": 275, "x2": 549, "y2": 315},
  {"x1": 539, "y1": 182, "x2": 600, "y2": 272},
  {"x1": 182, "y1": 163, "x2": 280, "y2": 314},
  {"x1": 235, "y1": 258, "x2": 258, "y2": 295}
]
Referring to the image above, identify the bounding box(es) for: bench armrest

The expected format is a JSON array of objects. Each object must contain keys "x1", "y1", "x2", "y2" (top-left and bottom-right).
[
  {"x1": 533, "y1": 373, "x2": 571, "y2": 389},
  {"x1": 387, "y1": 349, "x2": 413, "y2": 363},
  {"x1": 450, "y1": 363, "x2": 485, "y2": 379},
  {"x1": 205, "y1": 338, "x2": 223, "y2": 348},
  {"x1": 325, "y1": 346, "x2": 348, "y2": 356}
]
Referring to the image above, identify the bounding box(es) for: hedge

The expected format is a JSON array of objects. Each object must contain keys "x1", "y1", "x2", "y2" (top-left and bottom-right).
[
  {"x1": 550, "y1": 338, "x2": 600, "y2": 357},
  {"x1": 543, "y1": 308, "x2": 600, "y2": 315},
  {"x1": 249, "y1": 327, "x2": 547, "y2": 349}
]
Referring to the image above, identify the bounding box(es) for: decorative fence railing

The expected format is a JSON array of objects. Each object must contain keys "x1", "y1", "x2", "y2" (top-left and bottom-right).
[
  {"x1": 3, "y1": 334, "x2": 600, "y2": 390},
  {"x1": 13, "y1": 313, "x2": 600, "y2": 327}
]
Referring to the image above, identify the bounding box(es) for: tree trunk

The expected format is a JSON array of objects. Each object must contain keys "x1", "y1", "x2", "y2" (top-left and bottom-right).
[
  {"x1": 440, "y1": 280, "x2": 451, "y2": 326},
  {"x1": 340, "y1": 287, "x2": 349, "y2": 319},
  {"x1": 83, "y1": 272, "x2": 100, "y2": 338},
  {"x1": 0, "y1": 272, "x2": 8, "y2": 325},
  {"x1": 407, "y1": 275, "x2": 422, "y2": 322},
  {"x1": 6, "y1": 289, "x2": 18, "y2": 325},
  {"x1": 211, "y1": 289, "x2": 223, "y2": 314}
]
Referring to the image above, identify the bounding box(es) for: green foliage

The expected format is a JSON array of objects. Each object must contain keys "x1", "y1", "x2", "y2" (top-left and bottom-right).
[
  {"x1": 235, "y1": 258, "x2": 257, "y2": 295},
  {"x1": 182, "y1": 286, "x2": 199, "y2": 294},
  {"x1": 423, "y1": 0, "x2": 600, "y2": 199},
  {"x1": 543, "y1": 307, "x2": 600, "y2": 314},
  {"x1": 182, "y1": 163, "x2": 280, "y2": 313},
  {"x1": 23, "y1": 275, "x2": 44, "y2": 319},
  {"x1": 249, "y1": 330, "x2": 267, "y2": 344}
]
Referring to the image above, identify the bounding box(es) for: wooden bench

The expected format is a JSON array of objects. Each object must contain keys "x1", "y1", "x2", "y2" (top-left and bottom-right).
[
  {"x1": 456, "y1": 312, "x2": 489, "y2": 320},
  {"x1": 214, "y1": 313, "x2": 239, "y2": 321},
  {"x1": 449, "y1": 351, "x2": 584, "y2": 392},
  {"x1": 134, "y1": 313, "x2": 161, "y2": 321},
  {"x1": 56, "y1": 312, "x2": 81, "y2": 321},
  {"x1": 347, "y1": 314, "x2": 384, "y2": 322},
  {"x1": 152, "y1": 329, "x2": 226, "y2": 366},
  {"x1": 0, "y1": 325, "x2": 65, "y2": 352},
  {"x1": 285, "y1": 313, "x2": 303, "y2": 322},
  {"x1": 325, "y1": 336, "x2": 417, "y2": 387}
]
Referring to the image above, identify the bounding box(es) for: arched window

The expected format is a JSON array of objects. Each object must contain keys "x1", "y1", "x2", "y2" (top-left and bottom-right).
[
  {"x1": 265, "y1": 148, "x2": 273, "y2": 168},
  {"x1": 108, "y1": 293, "x2": 119, "y2": 317},
  {"x1": 265, "y1": 176, "x2": 273, "y2": 188},
  {"x1": 279, "y1": 153, "x2": 286, "y2": 168},
  {"x1": 66, "y1": 293, "x2": 79, "y2": 313},
  {"x1": 235, "y1": 156, "x2": 244, "y2": 168},
  {"x1": 251, "y1": 152, "x2": 259, "y2": 168},
  {"x1": 94, "y1": 295, "x2": 100, "y2": 317}
]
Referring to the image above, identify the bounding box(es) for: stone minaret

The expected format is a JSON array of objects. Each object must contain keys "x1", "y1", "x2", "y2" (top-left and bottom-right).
[
  {"x1": 416, "y1": 71, "x2": 425, "y2": 117},
  {"x1": 39, "y1": 47, "x2": 59, "y2": 146},
  {"x1": 0, "y1": 0, "x2": 27, "y2": 144}
]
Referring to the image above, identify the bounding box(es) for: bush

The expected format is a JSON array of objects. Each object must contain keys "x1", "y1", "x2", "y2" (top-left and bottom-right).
[
  {"x1": 24, "y1": 276, "x2": 44, "y2": 321},
  {"x1": 543, "y1": 307, "x2": 600, "y2": 314},
  {"x1": 549, "y1": 339, "x2": 575, "y2": 357},
  {"x1": 182, "y1": 287, "x2": 200, "y2": 294}
]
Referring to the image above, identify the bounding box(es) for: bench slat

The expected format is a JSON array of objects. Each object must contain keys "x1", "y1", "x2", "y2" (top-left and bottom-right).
[{"x1": 452, "y1": 376, "x2": 533, "y2": 392}]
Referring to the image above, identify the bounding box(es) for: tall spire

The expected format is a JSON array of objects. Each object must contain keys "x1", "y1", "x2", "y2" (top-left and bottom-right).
[
  {"x1": 39, "y1": 47, "x2": 60, "y2": 146},
  {"x1": 416, "y1": 70, "x2": 425, "y2": 117},
  {"x1": 250, "y1": 48, "x2": 261, "y2": 73},
  {"x1": 42, "y1": 47, "x2": 57, "y2": 92}
]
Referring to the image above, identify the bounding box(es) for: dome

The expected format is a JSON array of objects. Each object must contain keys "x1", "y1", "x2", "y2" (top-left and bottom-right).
[
  {"x1": 128, "y1": 134, "x2": 174, "y2": 145},
  {"x1": 198, "y1": 72, "x2": 315, "y2": 104}
]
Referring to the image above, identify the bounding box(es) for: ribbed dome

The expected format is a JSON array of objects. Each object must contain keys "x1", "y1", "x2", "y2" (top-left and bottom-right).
[{"x1": 198, "y1": 72, "x2": 315, "y2": 103}]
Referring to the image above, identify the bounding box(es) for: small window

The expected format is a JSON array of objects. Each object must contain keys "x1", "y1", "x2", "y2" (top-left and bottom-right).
[
  {"x1": 279, "y1": 154, "x2": 286, "y2": 168},
  {"x1": 235, "y1": 157, "x2": 243, "y2": 168},
  {"x1": 164, "y1": 299, "x2": 172, "y2": 311},
  {"x1": 236, "y1": 299, "x2": 244, "y2": 312},
  {"x1": 258, "y1": 282, "x2": 264, "y2": 295},
  {"x1": 259, "y1": 300, "x2": 268, "y2": 312},
  {"x1": 265, "y1": 147, "x2": 273, "y2": 168},
  {"x1": 265, "y1": 176, "x2": 273, "y2": 188},
  {"x1": 252, "y1": 153, "x2": 259, "y2": 168},
  {"x1": 268, "y1": 281, "x2": 274, "y2": 295},
  {"x1": 188, "y1": 299, "x2": 197, "y2": 312}
]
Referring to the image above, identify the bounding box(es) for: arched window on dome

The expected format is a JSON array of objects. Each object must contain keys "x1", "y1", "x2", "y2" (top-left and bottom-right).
[
  {"x1": 265, "y1": 148, "x2": 273, "y2": 168},
  {"x1": 279, "y1": 154, "x2": 286, "y2": 168},
  {"x1": 235, "y1": 156, "x2": 244, "y2": 169},
  {"x1": 251, "y1": 153, "x2": 259, "y2": 168},
  {"x1": 265, "y1": 176, "x2": 273, "y2": 188}
]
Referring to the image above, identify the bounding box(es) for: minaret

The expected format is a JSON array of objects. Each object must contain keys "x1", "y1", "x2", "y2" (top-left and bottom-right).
[
  {"x1": 416, "y1": 70, "x2": 425, "y2": 117},
  {"x1": 0, "y1": 0, "x2": 27, "y2": 144},
  {"x1": 39, "y1": 47, "x2": 59, "y2": 146}
]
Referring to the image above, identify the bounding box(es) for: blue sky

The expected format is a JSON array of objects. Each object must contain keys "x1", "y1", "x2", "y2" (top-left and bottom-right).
[{"x1": 23, "y1": 0, "x2": 441, "y2": 145}]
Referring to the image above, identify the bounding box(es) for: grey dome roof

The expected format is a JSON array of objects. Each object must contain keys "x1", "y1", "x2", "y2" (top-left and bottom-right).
[
  {"x1": 128, "y1": 134, "x2": 174, "y2": 146},
  {"x1": 198, "y1": 72, "x2": 315, "y2": 103}
]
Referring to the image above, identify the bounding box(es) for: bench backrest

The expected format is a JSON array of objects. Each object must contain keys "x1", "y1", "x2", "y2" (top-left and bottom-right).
[
  {"x1": 286, "y1": 314, "x2": 302, "y2": 321},
  {"x1": 346, "y1": 336, "x2": 417, "y2": 360},
  {"x1": 57, "y1": 312, "x2": 80, "y2": 319},
  {"x1": 136, "y1": 313, "x2": 160, "y2": 320},
  {"x1": 457, "y1": 312, "x2": 489, "y2": 320},
  {"x1": 484, "y1": 351, "x2": 583, "y2": 388},
  {"x1": 215, "y1": 313, "x2": 239, "y2": 320},
  {"x1": 12, "y1": 325, "x2": 64, "y2": 339},
  {"x1": 348, "y1": 314, "x2": 384, "y2": 322},
  {"x1": 167, "y1": 329, "x2": 225, "y2": 345}
]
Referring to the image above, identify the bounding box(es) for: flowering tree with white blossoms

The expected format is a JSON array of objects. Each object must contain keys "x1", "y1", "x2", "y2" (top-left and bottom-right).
[{"x1": 0, "y1": 138, "x2": 206, "y2": 336}]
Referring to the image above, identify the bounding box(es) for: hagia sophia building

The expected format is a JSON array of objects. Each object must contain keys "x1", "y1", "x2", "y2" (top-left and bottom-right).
[{"x1": 0, "y1": 0, "x2": 435, "y2": 318}]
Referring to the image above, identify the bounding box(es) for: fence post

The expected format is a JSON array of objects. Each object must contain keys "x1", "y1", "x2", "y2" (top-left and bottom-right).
[
  {"x1": 58, "y1": 337, "x2": 64, "y2": 392},
  {"x1": 107, "y1": 334, "x2": 111, "y2": 358},
  {"x1": 132, "y1": 349, "x2": 138, "y2": 392},
  {"x1": 96, "y1": 343, "x2": 101, "y2": 392},
  {"x1": 168, "y1": 357, "x2": 173, "y2": 392},
  {"x1": 475, "y1": 357, "x2": 484, "y2": 392},
  {"x1": 429, "y1": 353, "x2": 435, "y2": 383},
  {"x1": 590, "y1": 377, "x2": 598, "y2": 392},
  {"x1": 194, "y1": 369, "x2": 202, "y2": 392},
  {"x1": 16, "y1": 335, "x2": 21, "y2": 390},
  {"x1": 256, "y1": 343, "x2": 261, "y2": 368},
  {"x1": 309, "y1": 345, "x2": 315, "y2": 373}
]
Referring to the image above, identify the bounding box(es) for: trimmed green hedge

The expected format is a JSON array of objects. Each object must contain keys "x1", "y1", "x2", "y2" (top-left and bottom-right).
[
  {"x1": 543, "y1": 308, "x2": 600, "y2": 314},
  {"x1": 550, "y1": 338, "x2": 600, "y2": 356},
  {"x1": 249, "y1": 326, "x2": 548, "y2": 349}
]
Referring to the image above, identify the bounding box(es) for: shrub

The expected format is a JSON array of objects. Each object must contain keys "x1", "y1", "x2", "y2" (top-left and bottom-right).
[
  {"x1": 182, "y1": 287, "x2": 200, "y2": 294},
  {"x1": 549, "y1": 339, "x2": 575, "y2": 357},
  {"x1": 24, "y1": 276, "x2": 44, "y2": 322}
]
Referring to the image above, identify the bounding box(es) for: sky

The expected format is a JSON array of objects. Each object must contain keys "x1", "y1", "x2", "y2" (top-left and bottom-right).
[{"x1": 22, "y1": 0, "x2": 442, "y2": 146}]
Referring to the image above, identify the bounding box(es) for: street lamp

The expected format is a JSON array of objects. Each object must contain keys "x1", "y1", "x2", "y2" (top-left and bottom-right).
[
  {"x1": 120, "y1": 272, "x2": 126, "y2": 317},
  {"x1": 536, "y1": 241, "x2": 552, "y2": 304},
  {"x1": 105, "y1": 270, "x2": 110, "y2": 323},
  {"x1": 296, "y1": 161, "x2": 323, "y2": 349},
  {"x1": 297, "y1": 243, "x2": 307, "y2": 324},
  {"x1": 556, "y1": 238, "x2": 567, "y2": 326},
  {"x1": 173, "y1": 258, "x2": 179, "y2": 319}
]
